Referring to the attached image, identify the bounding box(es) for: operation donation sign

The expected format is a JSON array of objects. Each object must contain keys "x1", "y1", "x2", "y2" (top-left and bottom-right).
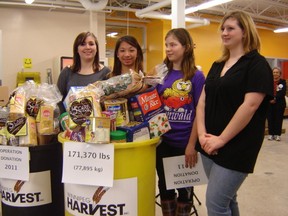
[
  {"x1": 0, "y1": 145, "x2": 29, "y2": 181},
  {"x1": 163, "y1": 154, "x2": 208, "y2": 190}
]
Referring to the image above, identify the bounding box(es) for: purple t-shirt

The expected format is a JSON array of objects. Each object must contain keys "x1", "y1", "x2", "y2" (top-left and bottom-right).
[{"x1": 157, "y1": 69, "x2": 205, "y2": 148}]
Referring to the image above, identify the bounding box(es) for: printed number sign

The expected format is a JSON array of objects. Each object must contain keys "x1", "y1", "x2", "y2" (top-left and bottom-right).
[{"x1": 62, "y1": 142, "x2": 114, "y2": 187}]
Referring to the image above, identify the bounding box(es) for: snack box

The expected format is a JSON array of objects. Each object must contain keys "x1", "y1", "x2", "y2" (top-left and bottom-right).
[
  {"x1": 129, "y1": 87, "x2": 164, "y2": 121},
  {"x1": 19, "y1": 116, "x2": 37, "y2": 146},
  {"x1": 36, "y1": 105, "x2": 55, "y2": 134},
  {"x1": 117, "y1": 121, "x2": 150, "y2": 142},
  {"x1": 148, "y1": 113, "x2": 171, "y2": 138},
  {"x1": 128, "y1": 87, "x2": 171, "y2": 137}
]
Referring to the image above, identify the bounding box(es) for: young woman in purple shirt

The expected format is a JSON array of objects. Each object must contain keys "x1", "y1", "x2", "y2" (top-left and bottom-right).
[{"x1": 155, "y1": 28, "x2": 205, "y2": 216}]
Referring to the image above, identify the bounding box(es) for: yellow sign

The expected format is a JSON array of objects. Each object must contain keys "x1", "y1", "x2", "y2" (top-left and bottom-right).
[{"x1": 23, "y1": 58, "x2": 32, "y2": 68}]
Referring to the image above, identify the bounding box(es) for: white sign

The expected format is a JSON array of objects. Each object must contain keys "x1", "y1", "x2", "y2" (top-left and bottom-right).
[
  {"x1": 0, "y1": 171, "x2": 52, "y2": 207},
  {"x1": 0, "y1": 145, "x2": 29, "y2": 181},
  {"x1": 163, "y1": 154, "x2": 208, "y2": 190},
  {"x1": 62, "y1": 142, "x2": 114, "y2": 187},
  {"x1": 65, "y1": 178, "x2": 137, "y2": 216}
]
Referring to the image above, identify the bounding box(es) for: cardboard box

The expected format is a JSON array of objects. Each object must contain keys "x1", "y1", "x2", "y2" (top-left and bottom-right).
[
  {"x1": 117, "y1": 121, "x2": 150, "y2": 142},
  {"x1": 0, "y1": 86, "x2": 9, "y2": 106},
  {"x1": 128, "y1": 87, "x2": 171, "y2": 138},
  {"x1": 129, "y1": 87, "x2": 164, "y2": 121}
]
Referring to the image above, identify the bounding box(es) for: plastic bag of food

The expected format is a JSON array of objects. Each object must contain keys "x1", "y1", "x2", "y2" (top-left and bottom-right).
[
  {"x1": 144, "y1": 63, "x2": 169, "y2": 86},
  {"x1": 0, "y1": 106, "x2": 9, "y2": 145},
  {"x1": 95, "y1": 72, "x2": 132, "y2": 96},
  {"x1": 35, "y1": 83, "x2": 62, "y2": 135},
  {"x1": 95, "y1": 70, "x2": 144, "y2": 100},
  {"x1": 8, "y1": 85, "x2": 27, "y2": 120},
  {"x1": 67, "y1": 85, "x2": 103, "y2": 128}
]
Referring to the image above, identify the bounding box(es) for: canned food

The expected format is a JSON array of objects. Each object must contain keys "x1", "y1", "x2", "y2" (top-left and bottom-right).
[{"x1": 104, "y1": 98, "x2": 129, "y2": 127}]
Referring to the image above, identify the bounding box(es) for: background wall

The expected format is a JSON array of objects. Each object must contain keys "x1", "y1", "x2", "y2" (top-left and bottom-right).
[
  {"x1": 0, "y1": 8, "x2": 106, "y2": 91},
  {"x1": 147, "y1": 21, "x2": 288, "y2": 75},
  {"x1": 0, "y1": 30, "x2": 2, "y2": 85},
  {"x1": 0, "y1": 7, "x2": 288, "y2": 93}
]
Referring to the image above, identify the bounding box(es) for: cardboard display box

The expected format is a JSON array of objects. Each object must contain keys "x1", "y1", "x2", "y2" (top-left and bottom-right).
[{"x1": 0, "y1": 86, "x2": 9, "y2": 106}]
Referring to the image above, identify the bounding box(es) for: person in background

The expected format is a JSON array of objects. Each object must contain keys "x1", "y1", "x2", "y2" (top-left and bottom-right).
[
  {"x1": 195, "y1": 11, "x2": 273, "y2": 216},
  {"x1": 155, "y1": 28, "x2": 205, "y2": 216},
  {"x1": 107, "y1": 35, "x2": 143, "y2": 77},
  {"x1": 57, "y1": 31, "x2": 110, "y2": 113},
  {"x1": 267, "y1": 66, "x2": 287, "y2": 141}
]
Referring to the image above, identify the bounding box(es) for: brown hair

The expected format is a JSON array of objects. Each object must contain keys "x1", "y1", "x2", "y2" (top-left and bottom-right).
[
  {"x1": 71, "y1": 31, "x2": 100, "y2": 73},
  {"x1": 164, "y1": 28, "x2": 197, "y2": 81}
]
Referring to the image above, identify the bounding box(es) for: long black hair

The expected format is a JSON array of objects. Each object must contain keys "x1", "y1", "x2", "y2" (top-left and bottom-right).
[{"x1": 110, "y1": 35, "x2": 143, "y2": 77}]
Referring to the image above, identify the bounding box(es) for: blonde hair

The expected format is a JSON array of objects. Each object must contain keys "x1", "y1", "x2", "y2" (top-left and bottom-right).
[{"x1": 217, "y1": 11, "x2": 261, "y2": 62}]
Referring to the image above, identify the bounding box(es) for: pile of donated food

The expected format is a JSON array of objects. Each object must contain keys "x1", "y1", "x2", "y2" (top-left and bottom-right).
[
  {"x1": 0, "y1": 81, "x2": 62, "y2": 146},
  {"x1": 0, "y1": 64, "x2": 171, "y2": 146},
  {"x1": 61, "y1": 65, "x2": 171, "y2": 144}
]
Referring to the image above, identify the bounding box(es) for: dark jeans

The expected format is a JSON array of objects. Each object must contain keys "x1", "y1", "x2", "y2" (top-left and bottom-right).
[
  {"x1": 156, "y1": 141, "x2": 193, "y2": 202},
  {"x1": 267, "y1": 103, "x2": 285, "y2": 135}
]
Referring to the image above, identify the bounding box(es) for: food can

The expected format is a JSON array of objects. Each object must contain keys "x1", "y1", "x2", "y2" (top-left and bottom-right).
[
  {"x1": 85, "y1": 117, "x2": 110, "y2": 144},
  {"x1": 104, "y1": 98, "x2": 129, "y2": 127}
]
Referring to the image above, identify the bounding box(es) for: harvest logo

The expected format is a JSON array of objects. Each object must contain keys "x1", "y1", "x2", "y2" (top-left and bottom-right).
[
  {"x1": 0, "y1": 171, "x2": 52, "y2": 207},
  {"x1": 65, "y1": 178, "x2": 138, "y2": 216},
  {"x1": 67, "y1": 197, "x2": 126, "y2": 216},
  {"x1": 2, "y1": 190, "x2": 42, "y2": 204}
]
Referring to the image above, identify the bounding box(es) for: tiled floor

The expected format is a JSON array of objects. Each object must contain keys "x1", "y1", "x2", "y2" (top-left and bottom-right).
[
  {"x1": 0, "y1": 119, "x2": 287, "y2": 216},
  {"x1": 156, "y1": 118, "x2": 288, "y2": 216}
]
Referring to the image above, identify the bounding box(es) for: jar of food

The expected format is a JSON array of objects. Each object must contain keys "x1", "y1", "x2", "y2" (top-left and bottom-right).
[
  {"x1": 59, "y1": 112, "x2": 69, "y2": 131},
  {"x1": 110, "y1": 130, "x2": 127, "y2": 143}
]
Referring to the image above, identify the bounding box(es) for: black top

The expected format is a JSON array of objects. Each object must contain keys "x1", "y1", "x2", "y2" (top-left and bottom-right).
[
  {"x1": 195, "y1": 50, "x2": 274, "y2": 173},
  {"x1": 274, "y1": 79, "x2": 287, "y2": 108}
]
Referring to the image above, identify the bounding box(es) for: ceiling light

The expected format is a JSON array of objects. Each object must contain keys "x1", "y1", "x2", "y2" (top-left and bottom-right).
[
  {"x1": 274, "y1": 27, "x2": 288, "y2": 33},
  {"x1": 185, "y1": 0, "x2": 234, "y2": 14},
  {"x1": 106, "y1": 32, "x2": 118, "y2": 38},
  {"x1": 25, "y1": 0, "x2": 35, "y2": 4}
]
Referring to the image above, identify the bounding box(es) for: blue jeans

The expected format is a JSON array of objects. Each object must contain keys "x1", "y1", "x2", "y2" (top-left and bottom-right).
[{"x1": 201, "y1": 154, "x2": 248, "y2": 216}]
